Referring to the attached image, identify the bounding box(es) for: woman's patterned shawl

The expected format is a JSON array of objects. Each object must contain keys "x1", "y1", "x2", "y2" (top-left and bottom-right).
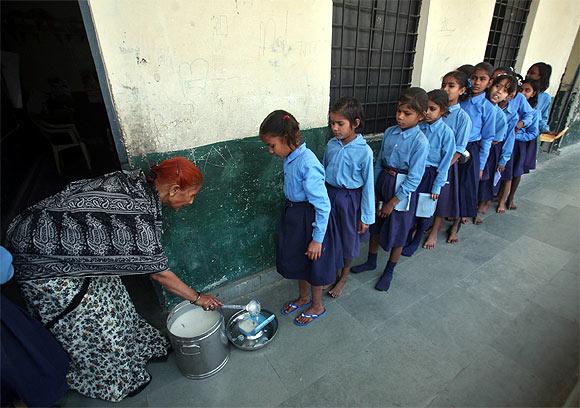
[{"x1": 6, "y1": 170, "x2": 169, "y2": 281}]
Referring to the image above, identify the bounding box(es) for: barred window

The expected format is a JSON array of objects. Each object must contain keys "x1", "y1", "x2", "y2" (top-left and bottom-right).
[
  {"x1": 331, "y1": 0, "x2": 422, "y2": 134},
  {"x1": 484, "y1": 0, "x2": 532, "y2": 69}
]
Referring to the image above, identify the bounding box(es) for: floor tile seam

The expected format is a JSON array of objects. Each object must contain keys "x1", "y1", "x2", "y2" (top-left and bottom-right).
[
  {"x1": 527, "y1": 297, "x2": 580, "y2": 326},
  {"x1": 520, "y1": 232, "x2": 577, "y2": 260}
]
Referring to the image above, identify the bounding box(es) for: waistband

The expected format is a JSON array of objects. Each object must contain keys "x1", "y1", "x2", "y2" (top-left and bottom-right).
[
  {"x1": 284, "y1": 200, "x2": 309, "y2": 208},
  {"x1": 325, "y1": 183, "x2": 362, "y2": 192},
  {"x1": 466, "y1": 140, "x2": 481, "y2": 148},
  {"x1": 382, "y1": 166, "x2": 409, "y2": 176}
]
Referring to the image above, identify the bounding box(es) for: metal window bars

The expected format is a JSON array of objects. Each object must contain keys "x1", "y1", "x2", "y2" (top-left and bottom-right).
[
  {"x1": 484, "y1": 0, "x2": 532, "y2": 69},
  {"x1": 330, "y1": 0, "x2": 422, "y2": 134}
]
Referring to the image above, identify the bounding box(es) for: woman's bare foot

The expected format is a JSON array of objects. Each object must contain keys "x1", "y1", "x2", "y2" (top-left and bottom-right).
[
  {"x1": 460, "y1": 217, "x2": 470, "y2": 224},
  {"x1": 496, "y1": 202, "x2": 507, "y2": 213},
  {"x1": 507, "y1": 201, "x2": 517, "y2": 210},
  {"x1": 473, "y1": 216, "x2": 484, "y2": 225},
  {"x1": 423, "y1": 234, "x2": 437, "y2": 249},
  {"x1": 328, "y1": 279, "x2": 347, "y2": 298}
]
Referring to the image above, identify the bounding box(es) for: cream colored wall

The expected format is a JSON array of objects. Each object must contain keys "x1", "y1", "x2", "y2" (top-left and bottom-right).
[
  {"x1": 412, "y1": 0, "x2": 496, "y2": 91},
  {"x1": 560, "y1": 28, "x2": 580, "y2": 89},
  {"x1": 86, "y1": 0, "x2": 332, "y2": 156},
  {"x1": 517, "y1": 0, "x2": 580, "y2": 96}
]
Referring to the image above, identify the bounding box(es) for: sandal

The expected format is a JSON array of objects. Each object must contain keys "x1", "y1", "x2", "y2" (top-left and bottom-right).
[
  {"x1": 293, "y1": 309, "x2": 327, "y2": 326},
  {"x1": 280, "y1": 301, "x2": 311, "y2": 316}
]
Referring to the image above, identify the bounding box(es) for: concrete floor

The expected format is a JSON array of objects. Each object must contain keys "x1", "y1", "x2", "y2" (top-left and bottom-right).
[{"x1": 64, "y1": 144, "x2": 579, "y2": 407}]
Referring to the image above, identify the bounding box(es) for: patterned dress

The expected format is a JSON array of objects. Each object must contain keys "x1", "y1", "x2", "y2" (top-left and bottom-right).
[{"x1": 6, "y1": 171, "x2": 171, "y2": 401}]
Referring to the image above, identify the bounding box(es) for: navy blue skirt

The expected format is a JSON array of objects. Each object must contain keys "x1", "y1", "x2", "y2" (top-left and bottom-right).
[
  {"x1": 435, "y1": 161, "x2": 458, "y2": 218},
  {"x1": 457, "y1": 141, "x2": 481, "y2": 217},
  {"x1": 502, "y1": 140, "x2": 527, "y2": 180},
  {"x1": 524, "y1": 137, "x2": 537, "y2": 173},
  {"x1": 371, "y1": 168, "x2": 418, "y2": 252},
  {"x1": 1, "y1": 294, "x2": 69, "y2": 407},
  {"x1": 326, "y1": 184, "x2": 368, "y2": 260},
  {"x1": 478, "y1": 142, "x2": 501, "y2": 202},
  {"x1": 276, "y1": 201, "x2": 342, "y2": 286}
]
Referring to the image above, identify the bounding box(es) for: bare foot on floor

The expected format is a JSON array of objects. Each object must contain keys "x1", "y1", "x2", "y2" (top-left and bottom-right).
[
  {"x1": 496, "y1": 203, "x2": 507, "y2": 214},
  {"x1": 460, "y1": 217, "x2": 470, "y2": 224},
  {"x1": 423, "y1": 235, "x2": 437, "y2": 249},
  {"x1": 479, "y1": 202, "x2": 490, "y2": 214},
  {"x1": 507, "y1": 201, "x2": 517, "y2": 210},
  {"x1": 328, "y1": 280, "x2": 347, "y2": 298},
  {"x1": 447, "y1": 228, "x2": 459, "y2": 244},
  {"x1": 474, "y1": 216, "x2": 484, "y2": 225}
]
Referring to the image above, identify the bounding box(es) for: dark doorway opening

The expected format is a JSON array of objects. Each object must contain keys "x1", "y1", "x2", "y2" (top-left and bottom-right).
[{"x1": 1, "y1": 0, "x2": 121, "y2": 241}]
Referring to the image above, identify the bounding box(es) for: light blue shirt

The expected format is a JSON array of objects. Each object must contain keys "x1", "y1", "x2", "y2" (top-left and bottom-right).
[
  {"x1": 419, "y1": 119, "x2": 455, "y2": 195},
  {"x1": 443, "y1": 103, "x2": 472, "y2": 154},
  {"x1": 284, "y1": 143, "x2": 330, "y2": 243},
  {"x1": 460, "y1": 93, "x2": 496, "y2": 171},
  {"x1": 537, "y1": 92, "x2": 552, "y2": 132},
  {"x1": 493, "y1": 104, "x2": 508, "y2": 142},
  {"x1": 323, "y1": 134, "x2": 375, "y2": 224},
  {"x1": 375, "y1": 125, "x2": 429, "y2": 201},
  {"x1": 0, "y1": 246, "x2": 14, "y2": 285},
  {"x1": 499, "y1": 101, "x2": 519, "y2": 165},
  {"x1": 510, "y1": 92, "x2": 535, "y2": 128},
  {"x1": 516, "y1": 109, "x2": 540, "y2": 142}
]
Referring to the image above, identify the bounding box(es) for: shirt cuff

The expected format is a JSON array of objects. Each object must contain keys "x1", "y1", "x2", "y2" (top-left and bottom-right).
[
  {"x1": 432, "y1": 185, "x2": 442, "y2": 195},
  {"x1": 312, "y1": 230, "x2": 325, "y2": 243},
  {"x1": 361, "y1": 213, "x2": 375, "y2": 225},
  {"x1": 395, "y1": 191, "x2": 407, "y2": 202}
]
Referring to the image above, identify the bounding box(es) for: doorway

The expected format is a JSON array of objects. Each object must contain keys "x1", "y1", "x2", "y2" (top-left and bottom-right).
[{"x1": 1, "y1": 0, "x2": 121, "y2": 240}]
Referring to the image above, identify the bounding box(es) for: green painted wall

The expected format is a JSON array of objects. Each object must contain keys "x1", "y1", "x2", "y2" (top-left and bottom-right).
[
  {"x1": 131, "y1": 127, "x2": 331, "y2": 293},
  {"x1": 550, "y1": 90, "x2": 580, "y2": 147}
]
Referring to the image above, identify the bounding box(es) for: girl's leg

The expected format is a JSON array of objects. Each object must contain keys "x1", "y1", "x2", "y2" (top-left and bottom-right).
[
  {"x1": 351, "y1": 233, "x2": 380, "y2": 273},
  {"x1": 295, "y1": 285, "x2": 325, "y2": 324},
  {"x1": 424, "y1": 216, "x2": 443, "y2": 249},
  {"x1": 282, "y1": 280, "x2": 311, "y2": 314},
  {"x1": 497, "y1": 180, "x2": 512, "y2": 213},
  {"x1": 506, "y1": 176, "x2": 521, "y2": 209},
  {"x1": 474, "y1": 200, "x2": 489, "y2": 224},
  {"x1": 375, "y1": 247, "x2": 402, "y2": 292},
  {"x1": 447, "y1": 218, "x2": 460, "y2": 244},
  {"x1": 328, "y1": 258, "x2": 352, "y2": 298}
]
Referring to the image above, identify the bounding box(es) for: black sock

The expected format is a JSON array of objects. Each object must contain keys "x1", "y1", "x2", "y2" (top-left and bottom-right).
[{"x1": 351, "y1": 252, "x2": 378, "y2": 273}]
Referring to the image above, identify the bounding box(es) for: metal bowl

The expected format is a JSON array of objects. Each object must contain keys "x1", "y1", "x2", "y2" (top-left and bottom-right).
[{"x1": 225, "y1": 309, "x2": 278, "y2": 351}]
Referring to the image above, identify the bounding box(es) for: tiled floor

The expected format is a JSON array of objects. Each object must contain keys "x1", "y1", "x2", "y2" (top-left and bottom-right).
[{"x1": 63, "y1": 144, "x2": 580, "y2": 407}]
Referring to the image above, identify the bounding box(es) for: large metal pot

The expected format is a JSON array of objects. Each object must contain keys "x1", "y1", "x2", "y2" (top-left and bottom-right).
[{"x1": 167, "y1": 301, "x2": 230, "y2": 379}]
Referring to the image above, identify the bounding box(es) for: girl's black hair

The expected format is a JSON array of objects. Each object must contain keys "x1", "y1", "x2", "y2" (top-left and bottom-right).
[
  {"x1": 259, "y1": 110, "x2": 301, "y2": 147},
  {"x1": 330, "y1": 97, "x2": 365, "y2": 133},
  {"x1": 473, "y1": 62, "x2": 494, "y2": 78},
  {"x1": 457, "y1": 64, "x2": 475, "y2": 77},
  {"x1": 399, "y1": 87, "x2": 429, "y2": 114},
  {"x1": 521, "y1": 79, "x2": 541, "y2": 108},
  {"x1": 529, "y1": 62, "x2": 552, "y2": 92},
  {"x1": 443, "y1": 70, "x2": 470, "y2": 101},
  {"x1": 427, "y1": 89, "x2": 449, "y2": 115},
  {"x1": 488, "y1": 74, "x2": 518, "y2": 103}
]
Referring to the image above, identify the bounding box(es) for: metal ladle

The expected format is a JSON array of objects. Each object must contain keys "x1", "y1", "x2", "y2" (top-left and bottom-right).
[{"x1": 220, "y1": 299, "x2": 261, "y2": 316}]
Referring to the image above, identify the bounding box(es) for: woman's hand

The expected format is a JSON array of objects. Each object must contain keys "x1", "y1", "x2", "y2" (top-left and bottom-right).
[
  {"x1": 431, "y1": 193, "x2": 439, "y2": 200},
  {"x1": 305, "y1": 241, "x2": 322, "y2": 261},
  {"x1": 357, "y1": 221, "x2": 369, "y2": 235},
  {"x1": 497, "y1": 164, "x2": 505, "y2": 173},
  {"x1": 195, "y1": 293, "x2": 223, "y2": 311},
  {"x1": 516, "y1": 120, "x2": 524, "y2": 129},
  {"x1": 479, "y1": 170, "x2": 484, "y2": 180}
]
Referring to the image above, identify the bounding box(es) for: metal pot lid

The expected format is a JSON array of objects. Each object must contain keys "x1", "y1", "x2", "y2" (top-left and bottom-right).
[{"x1": 225, "y1": 309, "x2": 278, "y2": 351}]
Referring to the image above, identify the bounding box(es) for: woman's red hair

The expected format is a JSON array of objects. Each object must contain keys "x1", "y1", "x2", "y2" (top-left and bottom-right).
[{"x1": 150, "y1": 157, "x2": 203, "y2": 188}]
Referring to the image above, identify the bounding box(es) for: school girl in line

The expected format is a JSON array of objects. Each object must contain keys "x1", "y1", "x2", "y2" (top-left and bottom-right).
[
  {"x1": 525, "y1": 62, "x2": 553, "y2": 172},
  {"x1": 352, "y1": 88, "x2": 429, "y2": 292},
  {"x1": 424, "y1": 70, "x2": 472, "y2": 247},
  {"x1": 497, "y1": 79, "x2": 541, "y2": 212},
  {"x1": 475, "y1": 74, "x2": 519, "y2": 223},
  {"x1": 260, "y1": 110, "x2": 341, "y2": 326},
  {"x1": 448, "y1": 62, "x2": 496, "y2": 241},
  {"x1": 492, "y1": 67, "x2": 535, "y2": 139},
  {"x1": 403, "y1": 89, "x2": 454, "y2": 255},
  {"x1": 324, "y1": 97, "x2": 375, "y2": 298}
]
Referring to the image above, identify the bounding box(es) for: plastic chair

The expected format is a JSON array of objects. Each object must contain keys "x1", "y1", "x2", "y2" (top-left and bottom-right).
[
  {"x1": 31, "y1": 119, "x2": 92, "y2": 174},
  {"x1": 540, "y1": 127, "x2": 569, "y2": 153}
]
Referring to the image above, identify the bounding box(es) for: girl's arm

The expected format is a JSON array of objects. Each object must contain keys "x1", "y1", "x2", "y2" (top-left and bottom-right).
[
  {"x1": 302, "y1": 160, "x2": 331, "y2": 244},
  {"x1": 394, "y1": 138, "x2": 428, "y2": 201},
  {"x1": 454, "y1": 111, "x2": 472, "y2": 157},
  {"x1": 360, "y1": 147, "x2": 376, "y2": 225},
  {"x1": 499, "y1": 115, "x2": 518, "y2": 167},
  {"x1": 517, "y1": 93, "x2": 535, "y2": 128},
  {"x1": 479, "y1": 103, "x2": 496, "y2": 173},
  {"x1": 432, "y1": 129, "x2": 455, "y2": 196},
  {"x1": 519, "y1": 112, "x2": 540, "y2": 142},
  {"x1": 374, "y1": 130, "x2": 388, "y2": 184},
  {"x1": 538, "y1": 92, "x2": 552, "y2": 132}
]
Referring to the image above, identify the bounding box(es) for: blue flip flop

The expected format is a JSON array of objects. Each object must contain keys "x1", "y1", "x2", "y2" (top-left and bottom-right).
[
  {"x1": 280, "y1": 301, "x2": 311, "y2": 316},
  {"x1": 293, "y1": 309, "x2": 327, "y2": 326}
]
